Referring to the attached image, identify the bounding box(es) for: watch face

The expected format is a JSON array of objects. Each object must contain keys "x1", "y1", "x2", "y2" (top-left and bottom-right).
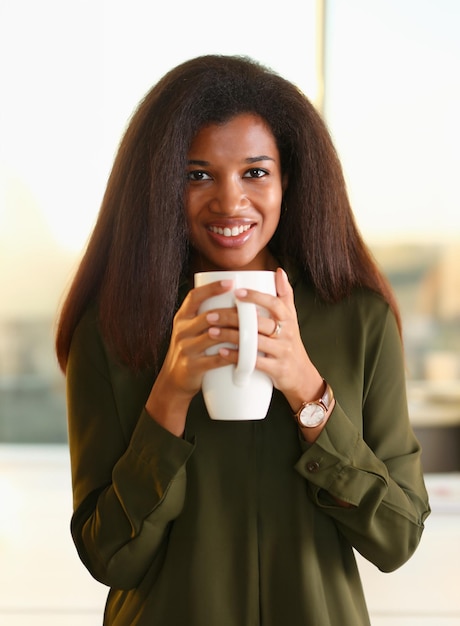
[{"x1": 299, "y1": 403, "x2": 326, "y2": 427}]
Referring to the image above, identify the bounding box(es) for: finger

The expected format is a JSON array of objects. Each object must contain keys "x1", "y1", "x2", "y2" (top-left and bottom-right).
[
  {"x1": 257, "y1": 315, "x2": 282, "y2": 338},
  {"x1": 268, "y1": 319, "x2": 282, "y2": 338},
  {"x1": 204, "y1": 308, "x2": 239, "y2": 329},
  {"x1": 234, "y1": 288, "x2": 287, "y2": 330},
  {"x1": 234, "y1": 287, "x2": 277, "y2": 311},
  {"x1": 233, "y1": 287, "x2": 287, "y2": 341},
  {"x1": 184, "y1": 309, "x2": 238, "y2": 347},
  {"x1": 275, "y1": 267, "x2": 297, "y2": 315},
  {"x1": 205, "y1": 326, "x2": 240, "y2": 349},
  {"x1": 180, "y1": 279, "x2": 234, "y2": 318},
  {"x1": 233, "y1": 267, "x2": 292, "y2": 312}
]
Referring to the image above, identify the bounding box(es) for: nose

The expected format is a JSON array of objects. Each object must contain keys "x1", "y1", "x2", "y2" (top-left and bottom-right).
[{"x1": 209, "y1": 176, "x2": 250, "y2": 214}]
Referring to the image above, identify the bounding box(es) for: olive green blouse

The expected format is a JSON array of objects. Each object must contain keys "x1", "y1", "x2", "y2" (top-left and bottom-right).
[{"x1": 66, "y1": 269, "x2": 430, "y2": 626}]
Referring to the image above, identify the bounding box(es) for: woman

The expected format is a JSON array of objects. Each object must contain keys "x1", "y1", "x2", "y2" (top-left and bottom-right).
[{"x1": 56, "y1": 55, "x2": 430, "y2": 625}]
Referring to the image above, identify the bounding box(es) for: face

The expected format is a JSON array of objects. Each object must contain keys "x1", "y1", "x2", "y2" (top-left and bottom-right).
[{"x1": 185, "y1": 113, "x2": 286, "y2": 272}]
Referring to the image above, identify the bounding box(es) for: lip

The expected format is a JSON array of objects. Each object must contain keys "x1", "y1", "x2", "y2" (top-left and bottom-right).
[{"x1": 206, "y1": 220, "x2": 256, "y2": 248}]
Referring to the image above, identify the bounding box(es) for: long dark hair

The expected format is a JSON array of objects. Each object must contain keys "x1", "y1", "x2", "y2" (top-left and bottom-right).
[{"x1": 56, "y1": 54, "x2": 400, "y2": 372}]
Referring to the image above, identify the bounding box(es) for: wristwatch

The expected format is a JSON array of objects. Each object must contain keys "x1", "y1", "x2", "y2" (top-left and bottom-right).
[{"x1": 293, "y1": 380, "x2": 334, "y2": 428}]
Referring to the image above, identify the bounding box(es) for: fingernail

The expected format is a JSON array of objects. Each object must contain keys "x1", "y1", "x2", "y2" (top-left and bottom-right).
[
  {"x1": 206, "y1": 312, "x2": 219, "y2": 322},
  {"x1": 220, "y1": 280, "x2": 233, "y2": 287},
  {"x1": 219, "y1": 347, "x2": 230, "y2": 357},
  {"x1": 235, "y1": 288, "x2": 248, "y2": 298},
  {"x1": 208, "y1": 327, "x2": 221, "y2": 337}
]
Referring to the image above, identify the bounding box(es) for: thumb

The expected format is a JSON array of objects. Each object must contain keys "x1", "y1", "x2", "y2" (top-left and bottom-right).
[{"x1": 275, "y1": 267, "x2": 292, "y2": 299}]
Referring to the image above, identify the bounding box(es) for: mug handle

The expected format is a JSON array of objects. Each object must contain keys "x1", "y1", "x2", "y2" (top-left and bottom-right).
[{"x1": 233, "y1": 300, "x2": 258, "y2": 387}]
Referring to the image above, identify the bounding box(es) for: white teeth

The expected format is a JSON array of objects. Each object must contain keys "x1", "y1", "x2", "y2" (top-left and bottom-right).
[{"x1": 210, "y1": 225, "x2": 251, "y2": 237}]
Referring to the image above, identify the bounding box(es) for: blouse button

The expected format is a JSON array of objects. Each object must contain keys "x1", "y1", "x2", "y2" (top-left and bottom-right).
[{"x1": 306, "y1": 461, "x2": 320, "y2": 473}]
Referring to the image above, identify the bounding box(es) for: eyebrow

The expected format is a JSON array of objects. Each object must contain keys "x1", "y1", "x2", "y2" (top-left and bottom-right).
[
  {"x1": 187, "y1": 159, "x2": 210, "y2": 166},
  {"x1": 245, "y1": 155, "x2": 275, "y2": 164},
  {"x1": 187, "y1": 155, "x2": 275, "y2": 166}
]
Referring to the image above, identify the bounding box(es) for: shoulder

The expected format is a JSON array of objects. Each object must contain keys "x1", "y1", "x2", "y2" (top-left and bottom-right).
[
  {"x1": 286, "y1": 259, "x2": 389, "y2": 313},
  {"x1": 324, "y1": 288, "x2": 402, "y2": 362},
  {"x1": 296, "y1": 276, "x2": 398, "y2": 341},
  {"x1": 343, "y1": 288, "x2": 400, "y2": 349},
  {"x1": 68, "y1": 303, "x2": 111, "y2": 376},
  {"x1": 332, "y1": 287, "x2": 395, "y2": 337},
  {"x1": 290, "y1": 263, "x2": 391, "y2": 318},
  {"x1": 71, "y1": 303, "x2": 102, "y2": 349},
  {"x1": 343, "y1": 287, "x2": 392, "y2": 323}
]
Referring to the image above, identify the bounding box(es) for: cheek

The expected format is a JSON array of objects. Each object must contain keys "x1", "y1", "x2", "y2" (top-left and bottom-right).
[
  {"x1": 269, "y1": 210, "x2": 282, "y2": 232},
  {"x1": 184, "y1": 188, "x2": 206, "y2": 223},
  {"x1": 183, "y1": 192, "x2": 193, "y2": 220},
  {"x1": 266, "y1": 190, "x2": 282, "y2": 220},
  {"x1": 184, "y1": 196, "x2": 200, "y2": 229},
  {"x1": 264, "y1": 198, "x2": 282, "y2": 237},
  {"x1": 183, "y1": 204, "x2": 197, "y2": 242},
  {"x1": 185, "y1": 218, "x2": 199, "y2": 244}
]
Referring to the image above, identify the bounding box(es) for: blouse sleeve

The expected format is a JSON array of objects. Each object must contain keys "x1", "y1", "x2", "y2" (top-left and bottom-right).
[
  {"x1": 66, "y1": 310, "x2": 194, "y2": 589},
  {"x1": 295, "y1": 304, "x2": 431, "y2": 573}
]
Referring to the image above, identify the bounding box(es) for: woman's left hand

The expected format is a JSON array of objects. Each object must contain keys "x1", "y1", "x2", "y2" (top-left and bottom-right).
[{"x1": 232, "y1": 267, "x2": 325, "y2": 413}]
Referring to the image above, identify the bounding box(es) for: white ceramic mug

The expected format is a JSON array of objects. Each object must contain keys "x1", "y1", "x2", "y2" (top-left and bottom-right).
[{"x1": 194, "y1": 270, "x2": 276, "y2": 420}]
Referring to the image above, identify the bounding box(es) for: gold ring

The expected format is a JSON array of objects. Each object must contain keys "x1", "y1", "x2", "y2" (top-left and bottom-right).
[{"x1": 270, "y1": 319, "x2": 282, "y2": 338}]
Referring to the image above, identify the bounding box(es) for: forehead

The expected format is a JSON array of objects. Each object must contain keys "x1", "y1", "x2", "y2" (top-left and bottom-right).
[{"x1": 188, "y1": 113, "x2": 279, "y2": 158}]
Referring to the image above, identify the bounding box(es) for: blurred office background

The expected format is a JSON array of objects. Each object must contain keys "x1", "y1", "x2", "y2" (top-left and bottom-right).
[{"x1": 1, "y1": 0, "x2": 459, "y2": 624}]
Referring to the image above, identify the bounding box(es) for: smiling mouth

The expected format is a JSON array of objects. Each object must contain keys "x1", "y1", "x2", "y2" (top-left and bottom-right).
[{"x1": 208, "y1": 224, "x2": 252, "y2": 237}]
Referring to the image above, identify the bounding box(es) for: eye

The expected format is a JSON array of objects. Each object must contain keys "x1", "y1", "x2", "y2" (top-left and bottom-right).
[
  {"x1": 187, "y1": 170, "x2": 212, "y2": 182},
  {"x1": 243, "y1": 168, "x2": 268, "y2": 179}
]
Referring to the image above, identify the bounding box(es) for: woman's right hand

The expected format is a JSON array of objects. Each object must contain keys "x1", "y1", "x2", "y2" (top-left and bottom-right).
[{"x1": 145, "y1": 279, "x2": 236, "y2": 436}]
